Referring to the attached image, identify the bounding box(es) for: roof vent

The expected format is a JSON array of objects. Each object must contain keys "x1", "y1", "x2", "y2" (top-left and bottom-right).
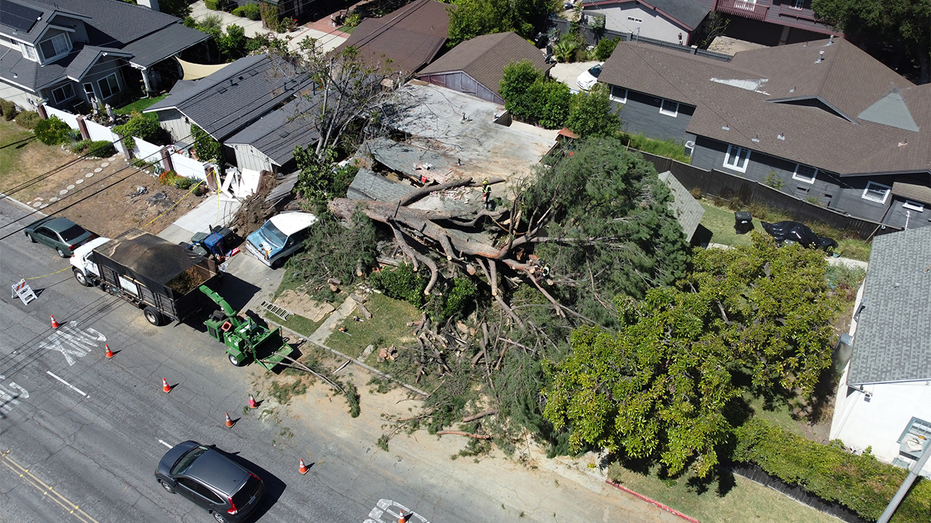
[
  {"x1": 828, "y1": 35, "x2": 834, "y2": 45},
  {"x1": 817, "y1": 50, "x2": 825, "y2": 63},
  {"x1": 898, "y1": 140, "x2": 908, "y2": 147},
  {"x1": 751, "y1": 135, "x2": 760, "y2": 143},
  {"x1": 722, "y1": 124, "x2": 730, "y2": 131},
  {"x1": 777, "y1": 133, "x2": 785, "y2": 140},
  {"x1": 789, "y1": 86, "x2": 795, "y2": 93}
]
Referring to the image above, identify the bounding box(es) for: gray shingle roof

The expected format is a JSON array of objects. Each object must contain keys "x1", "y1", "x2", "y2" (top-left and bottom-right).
[
  {"x1": 417, "y1": 32, "x2": 551, "y2": 95},
  {"x1": 145, "y1": 54, "x2": 313, "y2": 141},
  {"x1": 118, "y1": 23, "x2": 210, "y2": 69},
  {"x1": 334, "y1": 0, "x2": 450, "y2": 75},
  {"x1": 225, "y1": 95, "x2": 323, "y2": 166},
  {"x1": 847, "y1": 226, "x2": 931, "y2": 385},
  {"x1": 581, "y1": 0, "x2": 709, "y2": 30},
  {"x1": 600, "y1": 39, "x2": 931, "y2": 177}
]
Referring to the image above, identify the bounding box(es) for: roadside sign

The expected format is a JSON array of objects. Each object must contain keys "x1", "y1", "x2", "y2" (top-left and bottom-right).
[{"x1": 11, "y1": 279, "x2": 37, "y2": 305}]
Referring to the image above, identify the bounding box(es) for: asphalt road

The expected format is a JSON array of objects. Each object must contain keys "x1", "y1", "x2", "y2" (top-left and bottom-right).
[{"x1": 0, "y1": 197, "x2": 452, "y2": 523}]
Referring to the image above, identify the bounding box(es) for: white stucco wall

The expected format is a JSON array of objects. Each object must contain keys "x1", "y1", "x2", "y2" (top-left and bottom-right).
[
  {"x1": 583, "y1": 5, "x2": 688, "y2": 45},
  {"x1": 830, "y1": 368, "x2": 931, "y2": 476}
]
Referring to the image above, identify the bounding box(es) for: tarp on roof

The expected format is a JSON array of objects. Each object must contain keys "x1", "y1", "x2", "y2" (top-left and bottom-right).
[{"x1": 177, "y1": 57, "x2": 232, "y2": 81}]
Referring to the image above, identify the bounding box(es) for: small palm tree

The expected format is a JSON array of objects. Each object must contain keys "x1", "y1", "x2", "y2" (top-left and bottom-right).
[{"x1": 553, "y1": 38, "x2": 579, "y2": 63}]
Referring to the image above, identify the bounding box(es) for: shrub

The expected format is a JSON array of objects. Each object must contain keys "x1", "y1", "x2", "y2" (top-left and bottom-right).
[
  {"x1": 437, "y1": 277, "x2": 478, "y2": 322},
  {"x1": 113, "y1": 111, "x2": 162, "y2": 150},
  {"x1": 34, "y1": 116, "x2": 75, "y2": 145},
  {"x1": 0, "y1": 99, "x2": 17, "y2": 121},
  {"x1": 369, "y1": 263, "x2": 427, "y2": 307},
  {"x1": 87, "y1": 140, "x2": 116, "y2": 158},
  {"x1": 173, "y1": 176, "x2": 199, "y2": 190},
  {"x1": 158, "y1": 170, "x2": 180, "y2": 186},
  {"x1": 232, "y1": 2, "x2": 261, "y2": 20},
  {"x1": 204, "y1": 0, "x2": 225, "y2": 11},
  {"x1": 735, "y1": 418, "x2": 931, "y2": 522},
  {"x1": 71, "y1": 139, "x2": 92, "y2": 154},
  {"x1": 191, "y1": 124, "x2": 222, "y2": 162},
  {"x1": 14, "y1": 110, "x2": 41, "y2": 130},
  {"x1": 344, "y1": 12, "x2": 362, "y2": 28},
  {"x1": 594, "y1": 37, "x2": 619, "y2": 61}
]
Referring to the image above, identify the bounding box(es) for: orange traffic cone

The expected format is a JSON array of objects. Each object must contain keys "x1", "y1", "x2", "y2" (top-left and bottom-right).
[
  {"x1": 225, "y1": 413, "x2": 233, "y2": 428},
  {"x1": 105, "y1": 344, "x2": 114, "y2": 359},
  {"x1": 162, "y1": 378, "x2": 171, "y2": 393},
  {"x1": 399, "y1": 513, "x2": 411, "y2": 523},
  {"x1": 50, "y1": 315, "x2": 60, "y2": 329},
  {"x1": 299, "y1": 458, "x2": 308, "y2": 474},
  {"x1": 248, "y1": 394, "x2": 257, "y2": 409}
]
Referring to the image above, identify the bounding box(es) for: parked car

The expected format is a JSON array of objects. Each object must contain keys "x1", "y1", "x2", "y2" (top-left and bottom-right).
[
  {"x1": 245, "y1": 212, "x2": 317, "y2": 268},
  {"x1": 576, "y1": 62, "x2": 603, "y2": 91},
  {"x1": 761, "y1": 221, "x2": 838, "y2": 251},
  {"x1": 24, "y1": 216, "x2": 96, "y2": 257},
  {"x1": 155, "y1": 441, "x2": 265, "y2": 523}
]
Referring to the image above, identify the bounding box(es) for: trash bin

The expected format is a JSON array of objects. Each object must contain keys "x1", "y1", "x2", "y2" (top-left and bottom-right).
[{"x1": 734, "y1": 211, "x2": 753, "y2": 234}]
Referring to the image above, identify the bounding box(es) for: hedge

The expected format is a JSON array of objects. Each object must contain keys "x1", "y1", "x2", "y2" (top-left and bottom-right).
[{"x1": 734, "y1": 418, "x2": 931, "y2": 522}]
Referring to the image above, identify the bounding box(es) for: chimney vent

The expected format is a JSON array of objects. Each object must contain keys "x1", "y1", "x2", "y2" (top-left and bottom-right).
[{"x1": 817, "y1": 50, "x2": 825, "y2": 63}]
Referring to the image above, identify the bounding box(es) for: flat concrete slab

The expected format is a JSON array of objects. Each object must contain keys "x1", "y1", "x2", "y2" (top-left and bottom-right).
[{"x1": 550, "y1": 60, "x2": 600, "y2": 91}]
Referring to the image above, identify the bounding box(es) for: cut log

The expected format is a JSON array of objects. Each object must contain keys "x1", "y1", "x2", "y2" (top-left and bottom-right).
[
  {"x1": 436, "y1": 430, "x2": 491, "y2": 439},
  {"x1": 462, "y1": 409, "x2": 498, "y2": 423}
]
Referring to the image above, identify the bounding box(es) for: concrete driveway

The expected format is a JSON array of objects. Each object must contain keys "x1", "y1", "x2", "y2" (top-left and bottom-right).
[{"x1": 549, "y1": 60, "x2": 601, "y2": 92}]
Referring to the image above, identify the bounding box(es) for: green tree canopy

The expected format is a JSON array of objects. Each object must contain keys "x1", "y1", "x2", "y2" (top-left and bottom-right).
[
  {"x1": 446, "y1": 0, "x2": 557, "y2": 47},
  {"x1": 812, "y1": 0, "x2": 930, "y2": 83},
  {"x1": 543, "y1": 235, "x2": 841, "y2": 477},
  {"x1": 500, "y1": 60, "x2": 571, "y2": 128},
  {"x1": 565, "y1": 84, "x2": 621, "y2": 138}
]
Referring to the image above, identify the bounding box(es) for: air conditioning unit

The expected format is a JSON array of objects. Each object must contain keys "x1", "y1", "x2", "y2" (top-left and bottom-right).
[{"x1": 684, "y1": 140, "x2": 695, "y2": 158}]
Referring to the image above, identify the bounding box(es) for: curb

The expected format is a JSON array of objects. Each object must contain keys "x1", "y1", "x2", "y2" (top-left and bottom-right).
[{"x1": 606, "y1": 479, "x2": 701, "y2": 523}]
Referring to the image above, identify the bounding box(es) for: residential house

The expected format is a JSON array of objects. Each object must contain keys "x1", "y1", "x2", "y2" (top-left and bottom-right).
[
  {"x1": 705, "y1": 0, "x2": 841, "y2": 46},
  {"x1": 143, "y1": 54, "x2": 313, "y2": 162},
  {"x1": 0, "y1": 0, "x2": 210, "y2": 110},
  {"x1": 416, "y1": 32, "x2": 552, "y2": 105},
  {"x1": 333, "y1": 0, "x2": 450, "y2": 78},
  {"x1": 830, "y1": 226, "x2": 931, "y2": 476},
  {"x1": 225, "y1": 95, "x2": 322, "y2": 174},
  {"x1": 580, "y1": 0, "x2": 710, "y2": 46},
  {"x1": 598, "y1": 38, "x2": 931, "y2": 230}
]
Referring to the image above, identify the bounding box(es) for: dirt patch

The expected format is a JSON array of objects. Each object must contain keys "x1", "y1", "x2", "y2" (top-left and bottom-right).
[{"x1": 275, "y1": 289, "x2": 335, "y2": 321}]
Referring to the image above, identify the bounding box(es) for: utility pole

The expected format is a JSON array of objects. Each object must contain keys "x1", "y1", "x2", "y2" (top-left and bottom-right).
[{"x1": 876, "y1": 438, "x2": 931, "y2": 523}]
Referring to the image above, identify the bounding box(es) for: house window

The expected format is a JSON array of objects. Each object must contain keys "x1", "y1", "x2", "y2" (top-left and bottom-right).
[
  {"x1": 659, "y1": 99, "x2": 679, "y2": 117},
  {"x1": 610, "y1": 86, "x2": 627, "y2": 103},
  {"x1": 861, "y1": 181, "x2": 890, "y2": 203},
  {"x1": 51, "y1": 84, "x2": 75, "y2": 104},
  {"x1": 20, "y1": 43, "x2": 38, "y2": 61},
  {"x1": 792, "y1": 164, "x2": 817, "y2": 184},
  {"x1": 723, "y1": 144, "x2": 750, "y2": 173},
  {"x1": 627, "y1": 16, "x2": 643, "y2": 23},
  {"x1": 97, "y1": 73, "x2": 119, "y2": 99},
  {"x1": 902, "y1": 200, "x2": 924, "y2": 212},
  {"x1": 39, "y1": 33, "x2": 70, "y2": 62}
]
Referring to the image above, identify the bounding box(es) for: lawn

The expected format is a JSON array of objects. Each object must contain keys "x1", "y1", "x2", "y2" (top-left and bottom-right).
[
  {"x1": 324, "y1": 293, "x2": 421, "y2": 361},
  {"x1": 114, "y1": 94, "x2": 166, "y2": 116},
  {"x1": 0, "y1": 119, "x2": 74, "y2": 202},
  {"x1": 607, "y1": 463, "x2": 840, "y2": 523}
]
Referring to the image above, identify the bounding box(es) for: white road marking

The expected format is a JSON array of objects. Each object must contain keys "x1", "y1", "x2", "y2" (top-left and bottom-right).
[
  {"x1": 38, "y1": 321, "x2": 106, "y2": 366},
  {"x1": 46, "y1": 371, "x2": 87, "y2": 397},
  {"x1": 0, "y1": 376, "x2": 29, "y2": 416},
  {"x1": 366, "y1": 499, "x2": 429, "y2": 523},
  {"x1": 158, "y1": 440, "x2": 173, "y2": 449}
]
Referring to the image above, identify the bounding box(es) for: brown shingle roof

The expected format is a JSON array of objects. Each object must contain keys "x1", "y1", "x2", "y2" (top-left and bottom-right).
[
  {"x1": 601, "y1": 41, "x2": 930, "y2": 177},
  {"x1": 416, "y1": 32, "x2": 550, "y2": 95},
  {"x1": 334, "y1": 0, "x2": 451, "y2": 75}
]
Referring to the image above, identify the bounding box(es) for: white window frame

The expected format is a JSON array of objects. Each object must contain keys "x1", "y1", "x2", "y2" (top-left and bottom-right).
[
  {"x1": 902, "y1": 200, "x2": 924, "y2": 212},
  {"x1": 792, "y1": 163, "x2": 817, "y2": 184},
  {"x1": 39, "y1": 33, "x2": 70, "y2": 62},
  {"x1": 861, "y1": 181, "x2": 890, "y2": 204},
  {"x1": 610, "y1": 86, "x2": 627, "y2": 103},
  {"x1": 97, "y1": 73, "x2": 119, "y2": 99},
  {"x1": 51, "y1": 84, "x2": 75, "y2": 104},
  {"x1": 659, "y1": 99, "x2": 679, "y2": 117},
  {"x1": 723, "y1": 144, "x2": 751, "y2": 173},
  {"x1": 20, "y1": 42, "x2": 38, "y2": 61}
]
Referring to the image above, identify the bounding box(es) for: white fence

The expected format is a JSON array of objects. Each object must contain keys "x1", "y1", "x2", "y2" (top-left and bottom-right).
[{"x1": 41, "y1": 104, "x2": 210, "y2": 181}]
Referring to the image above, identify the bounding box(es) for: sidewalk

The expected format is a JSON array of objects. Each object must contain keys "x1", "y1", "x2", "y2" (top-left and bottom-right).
[{"x1": 188, "y1": 1, "x2": 348, "y2": 54}]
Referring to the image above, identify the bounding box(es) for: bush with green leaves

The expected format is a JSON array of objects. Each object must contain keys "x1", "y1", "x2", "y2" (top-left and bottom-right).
[
  {"x1": 113, "y1": 112, "x2": 162, "y2": 150},
  {"x1": 500, "y1": 60, "x2": 571, "y2": 128},
  {"x1": 191, "y1": 124, "x2": 222, "y2": 163},
  {"x1": 71, "y1": 139, "x2": 92, "y2": 154},
  {"x1": 432, "y1": 277, "x2": 478, "y2": 323},
  {"x1": 86, "y1": 140, "x2": 116, "y2": 158},
  {"x1": 1, "y1": 99, "x2": 17, "y2": 121},
  {"x1": 594, "y1": 37, "x2": 619, "y2": 61},
  {"x1": 204, "y1": 0, "x2": 225, "y2": 12},
  {"x1": 232, "y1": 2, "x2": 261, "y2": 20},
  {"x1": 369, "y1": 263, "x2": 428, "y2": 307},
  {"x1": 34, "y1": 116, "x2": 75, "y2": 146},
  {"x1": 15, "y1": 110, "x2": 41, "y2": 130},
  {"x1": 566, "y1": 84, "x2": 621, "y2": 138},
  {"x1": 735, "y1": 418, "x2": 931, "y2": 522}
]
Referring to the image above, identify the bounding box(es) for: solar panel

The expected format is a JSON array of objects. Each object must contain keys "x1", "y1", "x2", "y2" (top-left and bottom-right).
[{"x1": 0, "y1": 0, "x2": 43, "y2": 33}]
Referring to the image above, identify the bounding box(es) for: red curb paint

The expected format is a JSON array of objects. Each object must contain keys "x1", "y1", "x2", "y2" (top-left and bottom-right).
[{"x1": 606, "y1": 479, "x2": 701, "y2": 523}]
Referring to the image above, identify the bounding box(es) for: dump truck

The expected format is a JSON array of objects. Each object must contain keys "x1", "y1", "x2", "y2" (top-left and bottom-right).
[
  {"x1": 70, "y1": 229, "x2": 221, "y2": 326},
  {"x1": 199, "y1": 286, "x2": 293, "y2": 369}
]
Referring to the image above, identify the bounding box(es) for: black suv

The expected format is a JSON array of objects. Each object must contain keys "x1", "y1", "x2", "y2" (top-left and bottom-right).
[{"x1": 156, "y1": 441, "x2": 265, "y2": 523}]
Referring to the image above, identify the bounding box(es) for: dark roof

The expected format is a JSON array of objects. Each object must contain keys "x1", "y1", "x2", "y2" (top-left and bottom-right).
[
  {"x1": 96, "y1": 228, "x2": 206, "y2": 287},
  {"x1": 334, "y1": 0, "x2": 450, "y2": 75},
  {"x1": 417, "y1": 32, "x2": 551, "y2": 95},
  {"x1": 347, "y1": 167, "x2": 413, "y2": 202},
  {"x1": 226, "y1": 95, "x2": 323, "y2": 166},
  {"x1": 847, "y1": 226, "x2": 931, "y2": 385},
  {"x1": 600, "y1": 39, "x2": 931, "y2": 177},
  {"x1": 581, "y1": 0, "x2": 709, "y2": 30},
  {"x1": 145, "y1": 54, "x2": 313, "y2": 141},
  {"x1": 118, "y1": 22, "x2": 210, "y2": 69},
  {"x1": 0, "y1": 0, "x2": 208, "y2": 90}
]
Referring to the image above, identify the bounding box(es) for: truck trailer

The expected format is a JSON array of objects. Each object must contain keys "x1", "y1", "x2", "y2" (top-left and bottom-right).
[{"x1": 71, "y1": 229, "x2": 221, "y2": 326}]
